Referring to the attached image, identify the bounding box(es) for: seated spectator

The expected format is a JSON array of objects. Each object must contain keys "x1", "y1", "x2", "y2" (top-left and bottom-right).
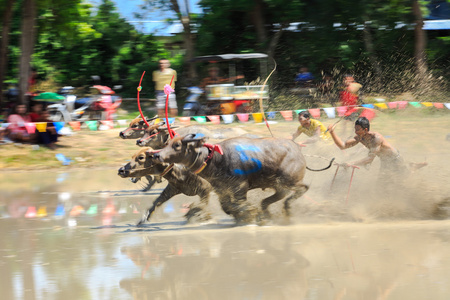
[
  {"x1": 36, "y1": 110, "x2": 58, "y2": 149},
  {"x1": 200, "y1": 65, "x2": 244, "y2": 89},
  {"x1": 6, "y1": 104, "x2": 36, "y2": 143},
  {"x1": 29, "y1": 102, "x2": 43, "y2": 122},
  {"x1": 294, "y1": 67, "x2": 315, "y2": 87}
]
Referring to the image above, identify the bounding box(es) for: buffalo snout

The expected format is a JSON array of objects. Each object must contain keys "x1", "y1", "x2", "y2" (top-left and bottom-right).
[
  {"x1": 136, "y1": 139, "x2": 144, "y2": 146},
  {"x1": 118, "y1": 166, "x2": 129, "y2": 177},
  {"x1": 119, "y1": 131, "x2": 125, "y2": 139}
]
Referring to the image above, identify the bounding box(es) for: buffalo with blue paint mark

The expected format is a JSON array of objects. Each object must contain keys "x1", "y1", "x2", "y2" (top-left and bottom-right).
[{"x1": 152, "y1": 135, "x2": 312, "y2": 224}]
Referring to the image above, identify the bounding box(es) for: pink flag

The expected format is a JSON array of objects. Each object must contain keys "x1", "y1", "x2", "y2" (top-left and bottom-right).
[
  {"x1": 336, "y1": 106, "x2": 347, "y2": 117},
  {"x1": 207, "y1": 115, "x2": 221, "y2": 124},
  {"x1": 25, "y1": 206, "x2": 37, "y2": 218},
  {"x1": 397, "y1": 101, "x2": 408, "y2": 109},
  {"x1": 280, "y1": 110, "x2": 293, "y2": 121},
  {"x1": 178, "y1": 117, "x2": 191, "y2": 125},
  {"x1": 25, "y1": 123, "x2": 36, "y2": 134},
  {"x1": 101, "y1": 120, "x2": 114, "y2": 129},
  {"x1": 359, "y1": 109, "x2": 376, "y2": 121},
  {"x1": 308, "y1": 108, "x2": 321, "y2": 119},
  {"x1": 237, "y1": 113, "x2": 249, "y2": 122},
  {"x1": 433, "y1": 103, "x2": 444, "y2": 109},
  {"x1": 388, "y1": 102, "x2": 398, "y2": 109}
]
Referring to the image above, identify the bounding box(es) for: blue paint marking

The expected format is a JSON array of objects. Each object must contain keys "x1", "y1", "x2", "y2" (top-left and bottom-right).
[{"x1": 233, "y1": 145, "x2": 262, "y2": 175}]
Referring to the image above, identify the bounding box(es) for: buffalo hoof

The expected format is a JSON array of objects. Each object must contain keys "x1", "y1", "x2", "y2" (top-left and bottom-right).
[{"x1": 185, "y1": 205, "x2": 213, "y2": 224}]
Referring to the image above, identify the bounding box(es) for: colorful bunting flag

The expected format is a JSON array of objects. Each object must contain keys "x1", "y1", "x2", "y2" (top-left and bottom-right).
[
  {"x1": 193, "y1": 116, "x2": 206, "y2": 123},
  {"x1": 252, "y1": 113, "x2": 263, "y2": 123},
  {"x1": 280, "y1": 110, "x2": 293, "y2": 121},
  {"x1": 54, "y1": 204, "x2": 65, "y2": 217},
  {"x1": 101, "y1": 120, "x2": 114, "y2": 129},
  {"x1": 267, "y1": 111, "x2": 276, "y2": 119},
  {"x1": 374, "y1": 103, "x2": 388, "y2": 109},
  {"x1": 336, "y1": 106, "x2": 348, "y2": 117},
  {"x1": 168, "y1": 117, "x2": 175, "y2": 124},
  {"x1": 433, "y1": 103, "x2": 444, "y2": 109},
  {"x1": 388, "y1": 102, "x2": 398, "y2": 109},
  {"x1": 69, "y1": 121, "x2": 81, "y2": 131},
  {"x1": 37, "y1": 206, "x2": 47, "y2": 217},
  {"x1": 308, "y1": 108, "x2": 321, "y2": 119},
  {"x1": 362, "y1": 104, "x2": 375, "y2": 109},
  {"x1": 53, "y1": 122, "x2": 65, "y2": 133},
  {"x1": 25, "y1": 123, "x2": 36, "y2": 134},
  {"x1": 86, "y1": 120, "x2": 98, "y2": 131},
  {"x1": 323, "y1": 107, "x2": 336, "y2": 119},
  {"x1": 294, "y1": 109, "x2": 305, "y2": 115},
  {"x1": 86, "y1": 204, "x2": 98, "y2": 215},
  {"x1": 70, "y1": 205, "x2": 84, "y2": 216},
  {"x1": 221, "y1": 114, "x2": 235, "y2": 124},
  {"x1": 360, "y1": 109, "x2": 376, "y2": 121},
  {"x1": 25, "y1": 206, "x2": 37, "y2": 218},
  {"x1": 178, "y1": 117, "x2": 191, "y2": 125},
  {"x1": 398, "y1": 101, "x2": 408, "y2": 109},
  {"x1": 445, "y1": 103, "x2": 450, "y2": 110},
  {"x1": 207, "y1": 115, "x2": 221, "y2": 124},
  {"x1": 409, "y1": 102, "x2": 421, "y2": 108},
  {"x1": 35, "y1": 122, "x2": 47, "y2": 132},
  {"x1": 421, "y1": 102, "x2": 433, "y2": 107},
  {"x1": 237, "y1": 113, "x2": 249, "y2": 122},
  {"x1": 117, "y1": 119, "x2": 128, "y2": 127}
]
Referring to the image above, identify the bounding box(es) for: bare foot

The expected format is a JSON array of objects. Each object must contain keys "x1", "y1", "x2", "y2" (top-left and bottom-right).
[{"x1": 409, "y1": 162, "x2": 428, "y2": 171}]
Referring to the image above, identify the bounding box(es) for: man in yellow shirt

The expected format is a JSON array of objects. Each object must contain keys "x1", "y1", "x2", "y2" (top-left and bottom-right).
[
  {"x1": 153, "y1": 59, "x2": 177, "y2": 117},
  {"x1": 292, "y1": 111, "x2": 331, "y2": 144}
]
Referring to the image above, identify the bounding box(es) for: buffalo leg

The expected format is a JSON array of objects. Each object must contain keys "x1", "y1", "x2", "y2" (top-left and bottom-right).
[
  {"x1": 232, "y1": 184, "x2": 259, "y2": 225},
  {"x1": 261, "y1": 189, "x2": 288, "y2": 220},
  {"x1": 137, "y1": 184, "x2": 181, "y2": 226},
  {"x1": 283, "y1": 184, "x2": 309, "y2": 217},
  {"x1": 141, "y1": 175, "x2": 158, "y2": 192}
]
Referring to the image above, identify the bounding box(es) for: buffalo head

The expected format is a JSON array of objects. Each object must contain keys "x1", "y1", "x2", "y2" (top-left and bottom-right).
[
  {"x1": 119, "y1": 116, "x2": 157, "y2": 139},
  {"x1": 136, "y1": 122, "x2": 179, "y2": 148},
  {"x1": 152, "y1": 133, "x2": 207, "y2": 166},
  {"x1": 118, "y1": 147, "x2": 162, "y2": 178}
]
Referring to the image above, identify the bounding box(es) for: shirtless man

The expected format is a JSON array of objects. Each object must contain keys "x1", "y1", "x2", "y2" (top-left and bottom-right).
[{"x1": 327, "y1": 117, "x2": 426, "y2": 176}]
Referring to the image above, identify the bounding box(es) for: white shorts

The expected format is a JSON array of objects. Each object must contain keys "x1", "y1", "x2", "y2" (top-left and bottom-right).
[{"x1": 156, "y1": 91, "x2": 177, "y2": 109}]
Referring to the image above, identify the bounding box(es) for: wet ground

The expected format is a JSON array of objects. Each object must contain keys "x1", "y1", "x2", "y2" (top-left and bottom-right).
[
  {"x1": 2, "y1": 113, "x2": 450, "y2": 299},
  {"x1": 2, "y1": 167, "x2": 450, "y2": 300}
]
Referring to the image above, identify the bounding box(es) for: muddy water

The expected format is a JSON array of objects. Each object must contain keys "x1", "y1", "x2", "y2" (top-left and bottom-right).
[{"x1": 2, "y1": 169, "x2": 450, "y2": 300}]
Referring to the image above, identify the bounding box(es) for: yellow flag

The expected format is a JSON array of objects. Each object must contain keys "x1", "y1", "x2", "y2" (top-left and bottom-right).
[
  {"x1": 252, "y1": 113, "x2": 263, "y2": 123},
  {"x1": 374, "y1": 103, "x2": 388, "y2": 109},
  {"x1": 35, "y1": 122, "x2": 47, "y2": 132},
  {"x1": 421, "y1": 102, "x2": 433, "y2": 107}
]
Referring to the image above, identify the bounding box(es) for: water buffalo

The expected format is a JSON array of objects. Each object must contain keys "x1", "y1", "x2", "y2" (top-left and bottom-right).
[
  {"x1": 152, "y1": 135, "x2": 319, "y2": 224},
  {"x1": 118, "y1": 147, "x2": 213, "y2": 225},
  {"x1": 119, "y1": 116, "x2": 158, "y2": 139}
]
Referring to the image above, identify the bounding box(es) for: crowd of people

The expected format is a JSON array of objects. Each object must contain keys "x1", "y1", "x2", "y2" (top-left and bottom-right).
[{"x1": 1, "y1": 102, "x2": 59, "y2": 149}]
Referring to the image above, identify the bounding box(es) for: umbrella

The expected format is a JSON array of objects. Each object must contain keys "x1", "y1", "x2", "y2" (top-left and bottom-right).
[{"x1": 33, "y1": 92, "x2": 65, "y2": 102}]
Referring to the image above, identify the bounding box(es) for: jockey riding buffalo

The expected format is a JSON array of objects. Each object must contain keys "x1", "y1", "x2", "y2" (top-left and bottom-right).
[
  {"x1": 152, "y1": 135, "x2": 332, "y2": 224},
  {"x1": 118, "y1": 147, "x2": 213, "y2": 225}
]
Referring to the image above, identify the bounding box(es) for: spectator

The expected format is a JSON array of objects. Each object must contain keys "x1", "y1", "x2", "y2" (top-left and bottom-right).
[
  {"x1": 29, "y1": 102, "x2": 43, "y2": 122},
  {"x1": 199, "y1": 65, "x2": 244, "y2": 89},
  {"x1": 340, "y1": 74, "x2": 362, "y2": 108},
  {"x1": 36, "y1": 110, "x2": 58, "y2": 149},
  {"x1": 153, "y1": 59, "x2": 177, "y2": 117},
  {"x1": 6, "y1": 104, "x2": 36, "y2": 143},
  {"x1": 294, "y1": 67, "x2": 315, "y2": 87}
]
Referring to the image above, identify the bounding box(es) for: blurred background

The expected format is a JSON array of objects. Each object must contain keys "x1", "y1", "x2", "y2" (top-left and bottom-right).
[{"x1": 1, "y1": 0, "x2": 449, "y2": 114}]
